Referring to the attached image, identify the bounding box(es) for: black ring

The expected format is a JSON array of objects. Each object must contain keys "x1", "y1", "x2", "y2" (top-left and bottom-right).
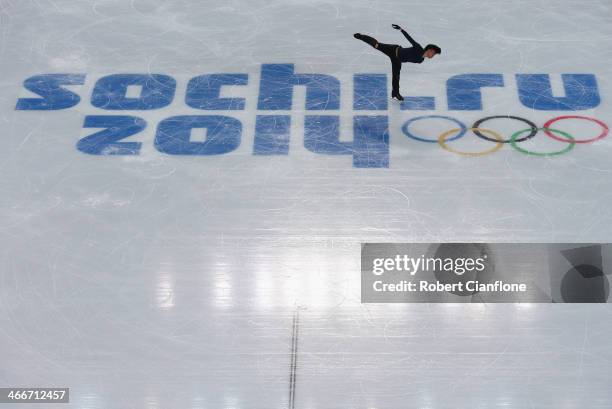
[{"x1": 472, "y1": 115, "x2": 538, "y2": 143}]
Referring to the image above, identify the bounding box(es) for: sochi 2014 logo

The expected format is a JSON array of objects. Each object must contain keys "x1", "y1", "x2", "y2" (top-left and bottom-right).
[{"x1": 14, "y1": 64, "x2": 607, "y2": 167}]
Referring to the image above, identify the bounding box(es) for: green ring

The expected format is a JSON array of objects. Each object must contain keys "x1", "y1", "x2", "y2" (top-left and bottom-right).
[{"x1": 510, "y1": 128, "x2": 576, "y2": 157}]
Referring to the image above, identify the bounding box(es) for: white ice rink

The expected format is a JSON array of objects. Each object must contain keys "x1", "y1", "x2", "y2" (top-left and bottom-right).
[{"x1": 1, "y1": 0, "x2": 612, "y2": 408}]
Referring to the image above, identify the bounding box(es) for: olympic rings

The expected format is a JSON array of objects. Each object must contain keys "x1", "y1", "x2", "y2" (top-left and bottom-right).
[
  {"x1": 510, "y1": 128, "x2": 576, "y2": 157},
  {"x1": 399, "y1": 115, "x2": 608, "y2": 157},
  {"x1": 438, "y1": 128, "x2": 504, "y2": 157},
  {"x1": 543, "y1": 115, "x2": 609, "y2": 144},
  {"x1": 402, "y1": 115, "x2": 467, "y2": 143},
  {"x1": 472, "y1": 115, "x2": 538, "y2": 143}
]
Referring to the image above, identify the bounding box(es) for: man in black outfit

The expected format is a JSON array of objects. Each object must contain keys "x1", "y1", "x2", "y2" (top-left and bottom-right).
[{"x1": 354, "y1": 24, "x2": 441, "y2": 101}]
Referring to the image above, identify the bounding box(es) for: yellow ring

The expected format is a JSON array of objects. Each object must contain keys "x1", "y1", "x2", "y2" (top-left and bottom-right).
[{"x1": 438, "y1": 128, "x2": 504, "y2": 157}]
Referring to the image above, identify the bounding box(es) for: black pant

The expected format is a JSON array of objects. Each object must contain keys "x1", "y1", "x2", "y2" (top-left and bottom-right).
[{"x1": 358, "y1": 34, "x2": 402, "y2": 95}]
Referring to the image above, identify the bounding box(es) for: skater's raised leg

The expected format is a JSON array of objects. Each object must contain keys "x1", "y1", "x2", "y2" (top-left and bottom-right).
[
  {"x1": 354, "y1": 33, "x2": 379, "y2": 48},
  {"x1": 376, "y1": 43, "x2": 399, "y2": 59},
  {"x1": 354, "y1": 34, "x2": 399, "y2": 59}
]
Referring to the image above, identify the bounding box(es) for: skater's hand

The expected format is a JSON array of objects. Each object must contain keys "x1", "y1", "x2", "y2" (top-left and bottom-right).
[{"x1": 391, "y1": 24, "x2": 402, "y2": 30}]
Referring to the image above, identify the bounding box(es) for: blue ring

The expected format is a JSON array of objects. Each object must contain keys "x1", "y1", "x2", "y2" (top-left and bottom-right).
[{"x1": 402, "y1": 115, "x2": 467, "y2": 143}]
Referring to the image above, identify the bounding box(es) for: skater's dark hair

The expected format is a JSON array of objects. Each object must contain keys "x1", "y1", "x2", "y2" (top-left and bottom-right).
[{"x1": 424, "y1": 44, "x2": 441, "y2": 54}]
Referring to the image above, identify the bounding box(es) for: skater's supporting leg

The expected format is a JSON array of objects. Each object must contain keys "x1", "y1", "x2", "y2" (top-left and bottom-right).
[{"x1": 391, "y1": 59, "x2": 402, "y2": 99}]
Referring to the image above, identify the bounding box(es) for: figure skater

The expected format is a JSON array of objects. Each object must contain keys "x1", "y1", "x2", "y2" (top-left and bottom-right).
[{"x1": 354, "y1": 24, "x2": 441, "y2": 101}]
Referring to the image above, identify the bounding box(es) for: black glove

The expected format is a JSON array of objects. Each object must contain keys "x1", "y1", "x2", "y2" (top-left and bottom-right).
[{"x1": 391, "y1": 24, "x2": 402, "y2": 30}]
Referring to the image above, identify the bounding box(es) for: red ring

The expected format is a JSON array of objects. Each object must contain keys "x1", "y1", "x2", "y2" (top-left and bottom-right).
[{"x1": 543, "y1": 115, "x2": 609, "y2": 144}]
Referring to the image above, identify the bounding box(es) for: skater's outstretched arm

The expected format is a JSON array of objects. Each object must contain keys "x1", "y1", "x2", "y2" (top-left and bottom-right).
[{"x1": 391, "y1": 24, "x2": 422, "y2": 49}]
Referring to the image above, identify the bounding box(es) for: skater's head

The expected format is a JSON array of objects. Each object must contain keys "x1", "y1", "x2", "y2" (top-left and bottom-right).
[{"x1": 423, "y1": 44, "x2": 441, "y2": 59}]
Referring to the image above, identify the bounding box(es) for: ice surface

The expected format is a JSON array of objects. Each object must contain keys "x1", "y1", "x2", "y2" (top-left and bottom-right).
[{"x1": 1, "y1": 0, "x2": 612, "y2": 408}]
